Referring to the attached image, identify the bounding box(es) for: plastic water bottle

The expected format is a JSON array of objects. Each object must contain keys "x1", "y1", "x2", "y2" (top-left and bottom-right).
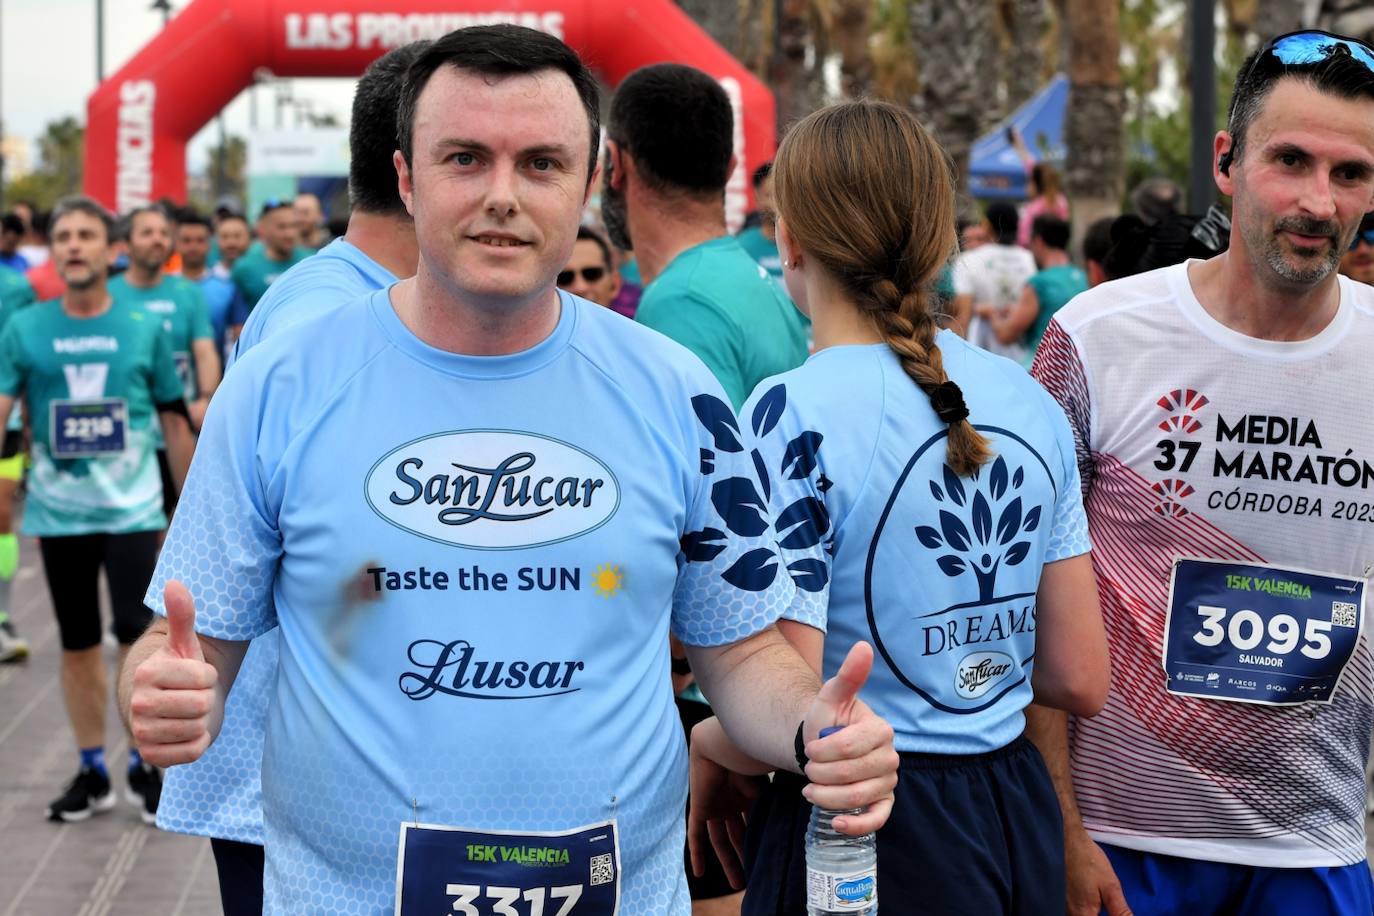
[{"x1": 805, "y1": 727, "x2": 877, "y2": 915}]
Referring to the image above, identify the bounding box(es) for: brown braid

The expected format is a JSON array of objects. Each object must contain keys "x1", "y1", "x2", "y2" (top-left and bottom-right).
[
  {"x1": 870, "y1": 292, "x2": 991, "y2": 476},
  {"x1": 772, "y1": 99, "x2": 993, "y2": 477}
]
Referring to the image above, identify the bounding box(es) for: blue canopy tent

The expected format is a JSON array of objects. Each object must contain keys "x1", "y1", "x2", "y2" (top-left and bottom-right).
[{"x1": 967, "y1": 74, "x2": 1069, "y2": 200}]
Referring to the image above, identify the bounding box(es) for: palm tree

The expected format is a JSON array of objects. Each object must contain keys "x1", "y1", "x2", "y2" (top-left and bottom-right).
[
  {"x1": 1004, "y1": 0, "x2": 1049, "y2": 112},
  {"x1": 913, "y1": 0, "x2": 998, "y2": 188},
  {"x1": 770, "y1": 0, "x2": 828, "y2": 132},
  {"x1": 834, "y1": 0, "x2": 874, "y2": 99},
  {"x1": 1315, "y1": 2, "x2": 1374, "y2": 41},
  {"x1": 1063, "y1": 0, "x2": 1125, "y2": 245}
]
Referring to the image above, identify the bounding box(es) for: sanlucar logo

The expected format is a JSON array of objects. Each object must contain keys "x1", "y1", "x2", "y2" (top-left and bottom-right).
[
  {"x1": 955, "y1": 651, "x2": 1015, "y2": 700},
  {"x1": 365, "y1": 430, "x2": 620, "y2": 549}
]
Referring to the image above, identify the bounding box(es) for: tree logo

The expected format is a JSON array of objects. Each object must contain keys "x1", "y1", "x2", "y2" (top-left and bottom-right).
[
  {"x1": 914, "y1": 457, "x2": 1040, "y2": 603},
  {"x1": 866, "y1": 426, "x2": 1056, "y2": 716}
]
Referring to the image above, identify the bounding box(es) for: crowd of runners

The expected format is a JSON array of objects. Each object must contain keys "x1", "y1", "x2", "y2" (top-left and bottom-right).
[{"x1": 0, "y1": 20, "x2": 1372, "y2": 916}]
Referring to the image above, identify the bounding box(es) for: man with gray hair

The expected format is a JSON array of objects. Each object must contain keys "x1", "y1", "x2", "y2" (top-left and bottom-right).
[{"x1": 0, "y1": 197, "x2": 194, "y2": 825}]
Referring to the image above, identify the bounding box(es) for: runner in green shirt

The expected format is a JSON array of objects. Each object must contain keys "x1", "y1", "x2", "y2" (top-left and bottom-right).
[
  {"x1": 0, "y1": 264, "x2": 34, "y2": 662},
  {"x1": 637, "y1": 236, "x2": 808, "y2": 409},
  {"x1": 230, "y1": 201, "x2": 311, "y2": 310},
  {"x1": 109, "y1": 207, "x2": 219, "y2": 427},
  {"x1": 605, "y1": 63, "x2": 810, "y2": 910},
  {"x1": 0, "y1": 196, "x2": 195, "y2": 825},
  {"x1": 982, "y1": 214, "x2": 1088, "y2": 365},
  {"x1": 736, "y1": 162, "x2": 784, "y2": 280}
]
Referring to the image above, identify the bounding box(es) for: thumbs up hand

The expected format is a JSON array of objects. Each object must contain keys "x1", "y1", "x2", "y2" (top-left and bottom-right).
[
  {"x1": 128, "y1": 581, "x2": 220, "y2": 766},
  {"x1": 799, "y1": 641, "x2": 899, "y2": 836}
]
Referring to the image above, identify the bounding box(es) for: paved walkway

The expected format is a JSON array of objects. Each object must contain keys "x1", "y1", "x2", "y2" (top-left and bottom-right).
[
  {"x1": 0, "y1": 535, "x2": 219, "y2": 914},
  {"x1": 3, "y1": 528, "x2": 1374, "y2": 913}
]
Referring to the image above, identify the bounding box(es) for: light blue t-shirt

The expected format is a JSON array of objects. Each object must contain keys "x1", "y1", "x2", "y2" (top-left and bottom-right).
[
  {"x1": 741, "y1": 332, "x2": 1091, "y2": 755},
  {"x1": 231, "y1": 238, "x2": 398, "y2": 364},
  {"x1": 148, "y1": 289, "x2": 792, "y2": 914},
  {"x1": 191, "y1": 272, "x2": 247, "y2": 358},
  {"x1": 156, "y1": 242, "x2": 397, "y2": 848}
]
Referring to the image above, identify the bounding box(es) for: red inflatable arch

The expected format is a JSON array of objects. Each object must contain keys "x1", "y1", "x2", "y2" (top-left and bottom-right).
[{"x1": 84, "y1": 0, "x2": 775, "y2": 222}]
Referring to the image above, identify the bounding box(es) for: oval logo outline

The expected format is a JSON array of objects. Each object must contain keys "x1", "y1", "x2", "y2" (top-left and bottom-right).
[
  {"x1": 364, "y1": 428, "x2": 621, "y2": 550},
  {"x1": 954, "y1": 650, "x2": 1016, "y2": 700}
]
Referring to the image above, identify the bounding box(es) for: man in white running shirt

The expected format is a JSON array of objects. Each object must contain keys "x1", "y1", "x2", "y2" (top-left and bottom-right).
[{"x1": 1028, "y1": 29, "x2": 1374, "y2": 916}]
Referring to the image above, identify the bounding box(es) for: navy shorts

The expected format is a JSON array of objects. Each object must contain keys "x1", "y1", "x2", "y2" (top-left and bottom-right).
[
  {"x1": 741, "y1": 734, "x2": 1063, "y2": 915},
  {"x1": 1104, "y1": 843, "x2": 1374, "y2": 916}
]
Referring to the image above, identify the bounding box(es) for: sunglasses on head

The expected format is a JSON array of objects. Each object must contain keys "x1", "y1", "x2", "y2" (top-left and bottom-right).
[
  {"x1": 1250, "y1": 30, "x2": 1374, "y2": 78},
  {"x1": 558, "y1": 266, "x2": 607, "y2": 285}
]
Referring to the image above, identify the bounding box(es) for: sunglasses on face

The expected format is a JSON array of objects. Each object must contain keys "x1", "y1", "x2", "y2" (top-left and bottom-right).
[
  {"x1": 1350, "y1": 228, "x2": 1374, "y2": 250},
  {"x1": 558, "y1": 266, "x2": 607, "y2": 285}
]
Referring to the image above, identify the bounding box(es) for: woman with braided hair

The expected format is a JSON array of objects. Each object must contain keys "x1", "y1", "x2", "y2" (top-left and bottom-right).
[{"x1": 686, "y1": 100, "x2": 1110, "y2": 914}]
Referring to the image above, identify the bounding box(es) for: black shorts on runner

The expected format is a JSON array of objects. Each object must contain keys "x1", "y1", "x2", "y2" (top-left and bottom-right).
[
  {"x1": 1, "y1": 428, "x2": 22, "y2": 460},
  {"x1": 211, "y1": 838, "x2": 265, "y2": 916},
  {"x1": 157, "y1": 449, "x2": 178, "y2": 520},
  {"x1": 677, "y1": 694, "x2": 741, "y2": 901},
  {"x1": 39, "y1": 530, "x2": 160, "y2": 650},
  {"x1": 741, "y1": 734, "x2": 1063, "y2": 916}
]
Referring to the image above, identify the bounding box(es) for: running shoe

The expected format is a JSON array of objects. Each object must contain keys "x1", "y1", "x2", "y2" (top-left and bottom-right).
[
  {"x1": 126, "y1": 762, "x2": 162, "y2": 825},
  {"x1": 47, "y1": 767, "x2": 116, "y2": 822},
  {"x1": 0, "y1": 617, "x2": 28, "y2": 663}
]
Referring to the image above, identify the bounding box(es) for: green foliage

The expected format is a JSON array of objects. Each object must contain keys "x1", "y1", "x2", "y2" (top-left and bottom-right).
[{"x1": 3, "y1": 117, "x2": 84, "y2": 209}]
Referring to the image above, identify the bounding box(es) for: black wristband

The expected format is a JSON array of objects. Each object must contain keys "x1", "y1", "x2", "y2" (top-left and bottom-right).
[
  {"x1": 794, "y1": 721, "x2": 808, "y2": 773},
  {"x1": 671, "y1": 655, "x2": 691, "y2": 676}
]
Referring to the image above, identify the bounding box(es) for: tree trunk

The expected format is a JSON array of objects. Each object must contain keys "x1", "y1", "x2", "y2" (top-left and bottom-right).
[
  {"x1": 1064, "y1": 0, "x2": 1124, "y2": 246},
  {"x1": 914, "y1": 0, "x2": 997, "y2": 189},
  {"x1": 1005, "y1": 0, "x2": 1048, "y2": 112},
  {"x1": 1253, "y1": 0, "x2": 1302, "y2": 39},
  {"x1": 676, "y1": 0, "x2": 742, "y2": 57},
  {"x1": 770, "y1": 0, "x2": 822, "y2": 133},
  {"x1": 1048, "y1": 0, "x2": 1072, "y2": 74},
  {"x1": 834, "y1": 0, "x2": 874, "y2": 99},
  {"x1": 1317, "y1": 0, "x2": 1374, "y2": 41}
]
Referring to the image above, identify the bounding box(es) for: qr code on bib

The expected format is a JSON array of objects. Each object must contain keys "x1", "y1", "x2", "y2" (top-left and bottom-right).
[
  {"x1": 1332, "y1": 602, "x2": 1358, "y2": 628},
  {"x1": 590, "y1": 853, "x2": 614, "y2": 887}
]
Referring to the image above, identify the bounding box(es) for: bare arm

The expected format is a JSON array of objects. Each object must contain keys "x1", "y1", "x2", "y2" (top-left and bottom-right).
[
  {"x1": 119, "y1": 581, "x2": 250, "y2": 766},
  {"x1": 158, "y1": 407, "x2": 196, "y2": 496},
  {"x1": 189, "y1": 338, "x2": 221, "y2": 430},
  {"x1": 949, "y1": 293, "x2": 974, "y2": 337},
  {"x1": 1025, "y1": 706, "x2": 1133, "y2": 916},
  {"x1": 689, "y1": 618, "x2": 824, "y2": 776},
  {"x1": 990, "y1": 283, "x2": 1042, "y2": 346},
  {"x1": 1032, "y1": 553, "x2": 1109, "y2": 716},
  {"x1": 687, "y1": 630, "x2": 897, "y2": 833}
]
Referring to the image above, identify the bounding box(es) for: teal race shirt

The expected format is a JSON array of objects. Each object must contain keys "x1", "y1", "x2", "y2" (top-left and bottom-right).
[
  {"x1": 147, "y1": 289, "x2": 794, "y2": 914},
  {"x1": 636, "y1": 236, "x2": 808, "y2": 410},
  {"x1": 0, "y1": 268, "x2": 36, "y2": 434},
  {"x1": 0, "y1": 265, "x2": 36, "y2": 315},
  {"x1": 1025, "y1": 263, "x2": 1088, "y2": 362},
  {"x1": 0, "y1": 299, "x2": 184, "y2": 536},
  {"x1": 231, "y1": 245, "x2": 311, "y2": 310},
  {"x1": 109, "y1": 272, "x2": 214, "y2": 401},
  {"x1": 735, "y1": 225, "x2": 783, "y2": 280},
  {"x1": 743, "y1": 334, "x2": 1091, "y2": 754}
]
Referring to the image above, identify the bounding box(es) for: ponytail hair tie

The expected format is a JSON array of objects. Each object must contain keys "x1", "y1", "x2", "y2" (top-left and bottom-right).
[{"x1": 930, "y1": 380, "x2": 969, "y2": 425}]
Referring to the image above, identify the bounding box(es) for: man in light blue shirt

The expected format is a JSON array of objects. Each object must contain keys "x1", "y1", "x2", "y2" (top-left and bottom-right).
[
  {"x1": 121, "y1": 26, "x2": 897, "y2": 915},
  {"x1": 174, "y1": 211, "x2": 247, "y2": 365},
  {"x1": 152, "y1": 43, "x2": 423, "y2": 916}
]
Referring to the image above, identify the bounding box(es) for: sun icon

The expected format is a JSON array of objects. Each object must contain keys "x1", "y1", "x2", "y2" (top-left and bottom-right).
[{"x1": 590, "y1": 564, "x2": 625, "y2": 598}]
